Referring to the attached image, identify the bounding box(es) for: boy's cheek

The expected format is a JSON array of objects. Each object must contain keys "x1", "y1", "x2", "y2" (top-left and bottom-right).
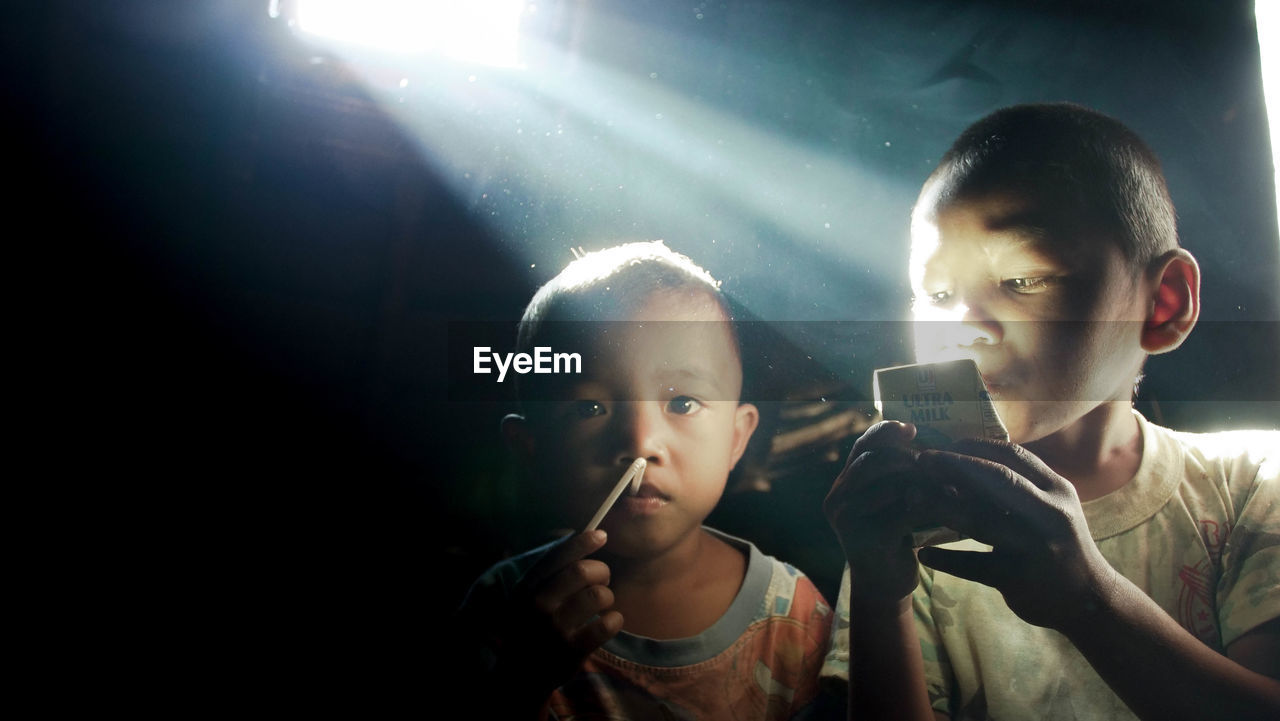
[{"x1": 992, "y1": 402, "x2": 1035, "y2": 444}]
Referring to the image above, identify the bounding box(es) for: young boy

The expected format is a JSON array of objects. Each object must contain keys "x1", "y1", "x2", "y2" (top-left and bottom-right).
[
  {"x1": 455, "y1": 241, "x2": 833, "y2": 720},
  {"x1": 821, "y1": 104, "x2": 1279, "y2": 720}
]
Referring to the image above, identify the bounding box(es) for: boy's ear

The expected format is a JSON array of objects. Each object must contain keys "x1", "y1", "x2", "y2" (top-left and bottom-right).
[
  {"x1": 728, "y1": 403, "x2": 760, "y2": 469},
  {"x1": 1141, "y1": 249, "x2": 1200, "y2": 354},
  {"x1": 500, "y1": 413, "x2": 536, "y2": 460}
]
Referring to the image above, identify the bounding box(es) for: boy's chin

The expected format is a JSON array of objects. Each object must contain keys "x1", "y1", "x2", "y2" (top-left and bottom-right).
[
  {"x1": 991, "y1": 399, "x2": 1058, "y2": 445},
  {"x1": 994, "y1": 399, "x2": 1104, "y2": 446},
  {"x1": 593, "y1": 538, "x2": 655, "y2": 563},
  {"x1": 595, "y1": 523, "x2": 695, "y2": 560}
]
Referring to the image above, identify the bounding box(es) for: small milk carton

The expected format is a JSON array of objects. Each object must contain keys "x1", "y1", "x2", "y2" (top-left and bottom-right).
[{"x1": 872, "y1": 358, "x2": 1009, "y2": 547}]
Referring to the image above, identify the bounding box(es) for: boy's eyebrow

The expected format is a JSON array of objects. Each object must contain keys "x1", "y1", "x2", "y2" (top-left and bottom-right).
[
  {"x1": 983, "y1": 208, "x2": 1053, "y2": 242},
  {"x1": 662, "y1": 367, "x2": 721, "y2": 385},
  {"x1": 979, "y1": 208, "x2": 1082, "y2": 264},
  {"x1": 657, "y1": 366, "x2": 738, "y2": 395}
]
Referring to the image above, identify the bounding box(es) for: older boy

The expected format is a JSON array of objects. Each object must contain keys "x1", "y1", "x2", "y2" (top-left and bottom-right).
[
  {"x1": 822, "y1": 104, "x2": 1279, "y2": 720},
  {"x1": 456, "y1": 241, "x2": 832, "y2": 720}
]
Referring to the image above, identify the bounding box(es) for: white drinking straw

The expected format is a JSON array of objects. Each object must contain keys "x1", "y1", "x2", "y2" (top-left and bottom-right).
[{"x1": 583, "y1": 458, "x2": 647, "y2": 532}]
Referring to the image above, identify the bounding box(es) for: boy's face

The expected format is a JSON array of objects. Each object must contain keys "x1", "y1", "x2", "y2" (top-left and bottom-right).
[
  {"x1": 525, "y1": 289, "x2": 758, "y2": 559},
  {"x1": 908, "y1": 193, "x2": 1150, "y2": 444}
]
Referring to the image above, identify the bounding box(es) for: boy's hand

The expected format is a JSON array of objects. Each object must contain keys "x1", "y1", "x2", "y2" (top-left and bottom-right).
[
  {"x1": 914, "y1": 439, "x2": 1116, "y2": 632},
  {"x1": 496, "y1": 529, "x2": 623, "y2": 705},
  {"x1": 824, "y1": 421, "x2": 932, "y2": 606}
]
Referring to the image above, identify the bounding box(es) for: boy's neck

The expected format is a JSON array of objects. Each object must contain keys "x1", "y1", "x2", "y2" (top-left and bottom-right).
[
  {"x1": 602, "y1": 528, "x2": 746, "y2": 640},
  {"x1": 1022, "y1": 401, "x2": 1143, "y2": 502}
]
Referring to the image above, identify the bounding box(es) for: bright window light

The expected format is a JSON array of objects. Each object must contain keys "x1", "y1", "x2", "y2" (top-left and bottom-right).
[
  {"x1": 289, "y1": 0, "x2": 526, "y2": 67},
  {"x1": 1258, "y1": 0, "x2": 1280, "y2": 232}
]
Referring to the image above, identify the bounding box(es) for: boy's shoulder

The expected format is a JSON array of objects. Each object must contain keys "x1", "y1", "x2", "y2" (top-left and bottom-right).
[
  {"x1": 1145, "y1": 414, "x2": 1278, "y2": 490},
  {"x1": 703, "y1": 526, "x2": 833, "y2": 622},
  {"x1": 1079, "y1": 413, "x2": 1279, "y2": 545},
  {"x1": 1156, "y1": 420, "x2": 1277, "y2": 461}
]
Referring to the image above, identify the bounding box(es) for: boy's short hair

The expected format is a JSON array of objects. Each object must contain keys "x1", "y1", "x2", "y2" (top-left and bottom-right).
[
  {"x1": 916, "y1": 102, "x2": 1178, "y2": 266},
  {"x1": 517, "y1": 240, "x2": 731, "y2": 351},
  {"x1": 514, "y1": 241, "x2": 738, "y2": 401}
]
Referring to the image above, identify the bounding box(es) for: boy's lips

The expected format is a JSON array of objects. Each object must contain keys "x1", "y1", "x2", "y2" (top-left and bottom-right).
[
  {"x1": 618, "y1": 480, "x2": 670, "y2": 515},
  {"x1": 620, "y1": 494, "x2": 668, "y2": 514},
  {"x1": 633, "y1": 483, "x2": 669, "y2": 500},
  {"x1": 978, "y1": 369, "x2": 1012, "y2": 392}
]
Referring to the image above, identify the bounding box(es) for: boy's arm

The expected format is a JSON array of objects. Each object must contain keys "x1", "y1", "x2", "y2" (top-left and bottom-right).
[
  {"x1": 915, "y1": 440, "x2": 1280, "y2": 721},
  {"x1": 1063, "y1": 582, "x2": 1279, "y2": 720},
  {"x1": 454, "y1": 531, "x2": 623, "y2": 719},
  {"x1": 846, "y1": 597, "x2": 944, "y2": 721},
  {"x1": 823, "y1": 422, "x2": 942, "y2": 721}
]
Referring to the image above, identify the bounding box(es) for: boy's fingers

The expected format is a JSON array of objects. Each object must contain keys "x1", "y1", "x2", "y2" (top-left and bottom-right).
[
  {"x1": 522, "y1": 530, "x2": 608, "y2": 590},
  {"x1": 922, "y1": 449, "x2": 1047, "y2": 512},
  {"x1": 826, "y1": 423, "x2": 921, "y2": 531},
  {"x1": 554, "y1": 584, "x2": 615, "y2": 632},
  {"x1": 534, "y1": 559, "x2": 612, "y2": 613},
  {"x1": 847, "y1": 421, "x2": 917, "y2": 466},
  {"x1": 917, "y1": 547, "x2": 1009, "y2": 589},
  {"x1": 827, "y1": 445, "x2": 921, "y2": 516},
  {"x1": 836, "y1": 421, "x2": 916, "y2": 479},
  {"x1": 568, "y1": 610, "x2": 624, "y2": 654},
  {"x1": 948, "y1": 438, "x2": 1062, "y2": 492},
  {"x1": 830, "y1": 494, "x2": 914, "y2": 541},
  {"x1": 915, "y1": 451, "x2": 1044, "y2": 547}
]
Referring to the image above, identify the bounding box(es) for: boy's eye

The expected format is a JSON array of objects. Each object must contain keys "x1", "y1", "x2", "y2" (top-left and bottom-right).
[
  {"x1": 926, "y1": 290, "x2": 953, "y2": 305},
  {"x1": 573, "y1": 400, "x2": 606, "y2": 418},
  {"x1": 666, "y1": 396, "x2": 703, "y2": 415},
  {"x1": 1002, "y1": 277, "x2": 1051, "y2": 293}
]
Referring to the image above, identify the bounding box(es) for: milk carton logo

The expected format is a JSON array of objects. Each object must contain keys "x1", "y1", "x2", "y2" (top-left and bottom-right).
[{"x1": 915, "y1": 367, "x2": 937, "y2": 392}]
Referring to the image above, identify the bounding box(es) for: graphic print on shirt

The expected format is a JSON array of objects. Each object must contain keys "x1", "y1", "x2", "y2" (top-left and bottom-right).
[
  {"x1": 1177, "y1": 519, "x2": 1230, "y2": 645},
  {"x1": 546, "y1": 563, "x2": 832, "y2": 721}
]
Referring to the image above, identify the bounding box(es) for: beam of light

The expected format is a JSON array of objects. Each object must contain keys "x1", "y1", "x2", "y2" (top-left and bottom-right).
[
  {"x1": 275, "y1": 6, "x2": 928, "y2": 377},
  {"x1": 354, "y1": 38, "x2": 914, "y2": 320},
  {"x1": 281, "y1": 0, "x2": 527, "y2": 68},
  {"x1": 285, "y1": 23, "x2": 921, "y2": 385},
  {"x1": 1258, "y1": 0, "x2": 1280, "y2": 237}
]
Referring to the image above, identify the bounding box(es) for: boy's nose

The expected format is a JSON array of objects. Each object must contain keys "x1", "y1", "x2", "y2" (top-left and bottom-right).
[
  {"x1": 916, "y1": 299, "x2": 1003, "y2": 366},
  {"x1": 612, "y1": 401, "x2": 667, "y2": 467},
  {"x1": 958, "y1": 302, "x2": 1002, "y2": 347},
  {"x1": 919, "y1": 301, "x2": 1002, "y2": 359}
]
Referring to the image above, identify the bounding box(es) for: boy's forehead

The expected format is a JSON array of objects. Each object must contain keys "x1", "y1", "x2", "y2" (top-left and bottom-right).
[
  {"x1": 914, "y1": 193, "x2": 1089, "y2": 262},
  {"x1": 565, "y1": 288, "x2": 743, "y2": 392},
  {"x1": 587, "y1": 305, "x2": 739, "y2": 366}
]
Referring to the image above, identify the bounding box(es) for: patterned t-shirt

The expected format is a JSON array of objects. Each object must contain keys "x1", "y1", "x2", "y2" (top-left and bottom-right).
[
  {"x1": 821, "y1": 412, "x2": 1279, "y2": 720},
  {"x1": 463, "y1": 528, "x2": 833, "y2": 720}
]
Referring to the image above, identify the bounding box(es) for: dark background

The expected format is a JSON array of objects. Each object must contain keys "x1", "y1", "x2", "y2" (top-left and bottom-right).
[{"x1": 9, "y1": 0, "x2": 1276, "y2": 708}]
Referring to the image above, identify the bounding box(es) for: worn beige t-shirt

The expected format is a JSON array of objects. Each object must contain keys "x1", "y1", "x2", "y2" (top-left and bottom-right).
[{"x1": 821, "y1": 412, "x2": 1279, "y2": 720}]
